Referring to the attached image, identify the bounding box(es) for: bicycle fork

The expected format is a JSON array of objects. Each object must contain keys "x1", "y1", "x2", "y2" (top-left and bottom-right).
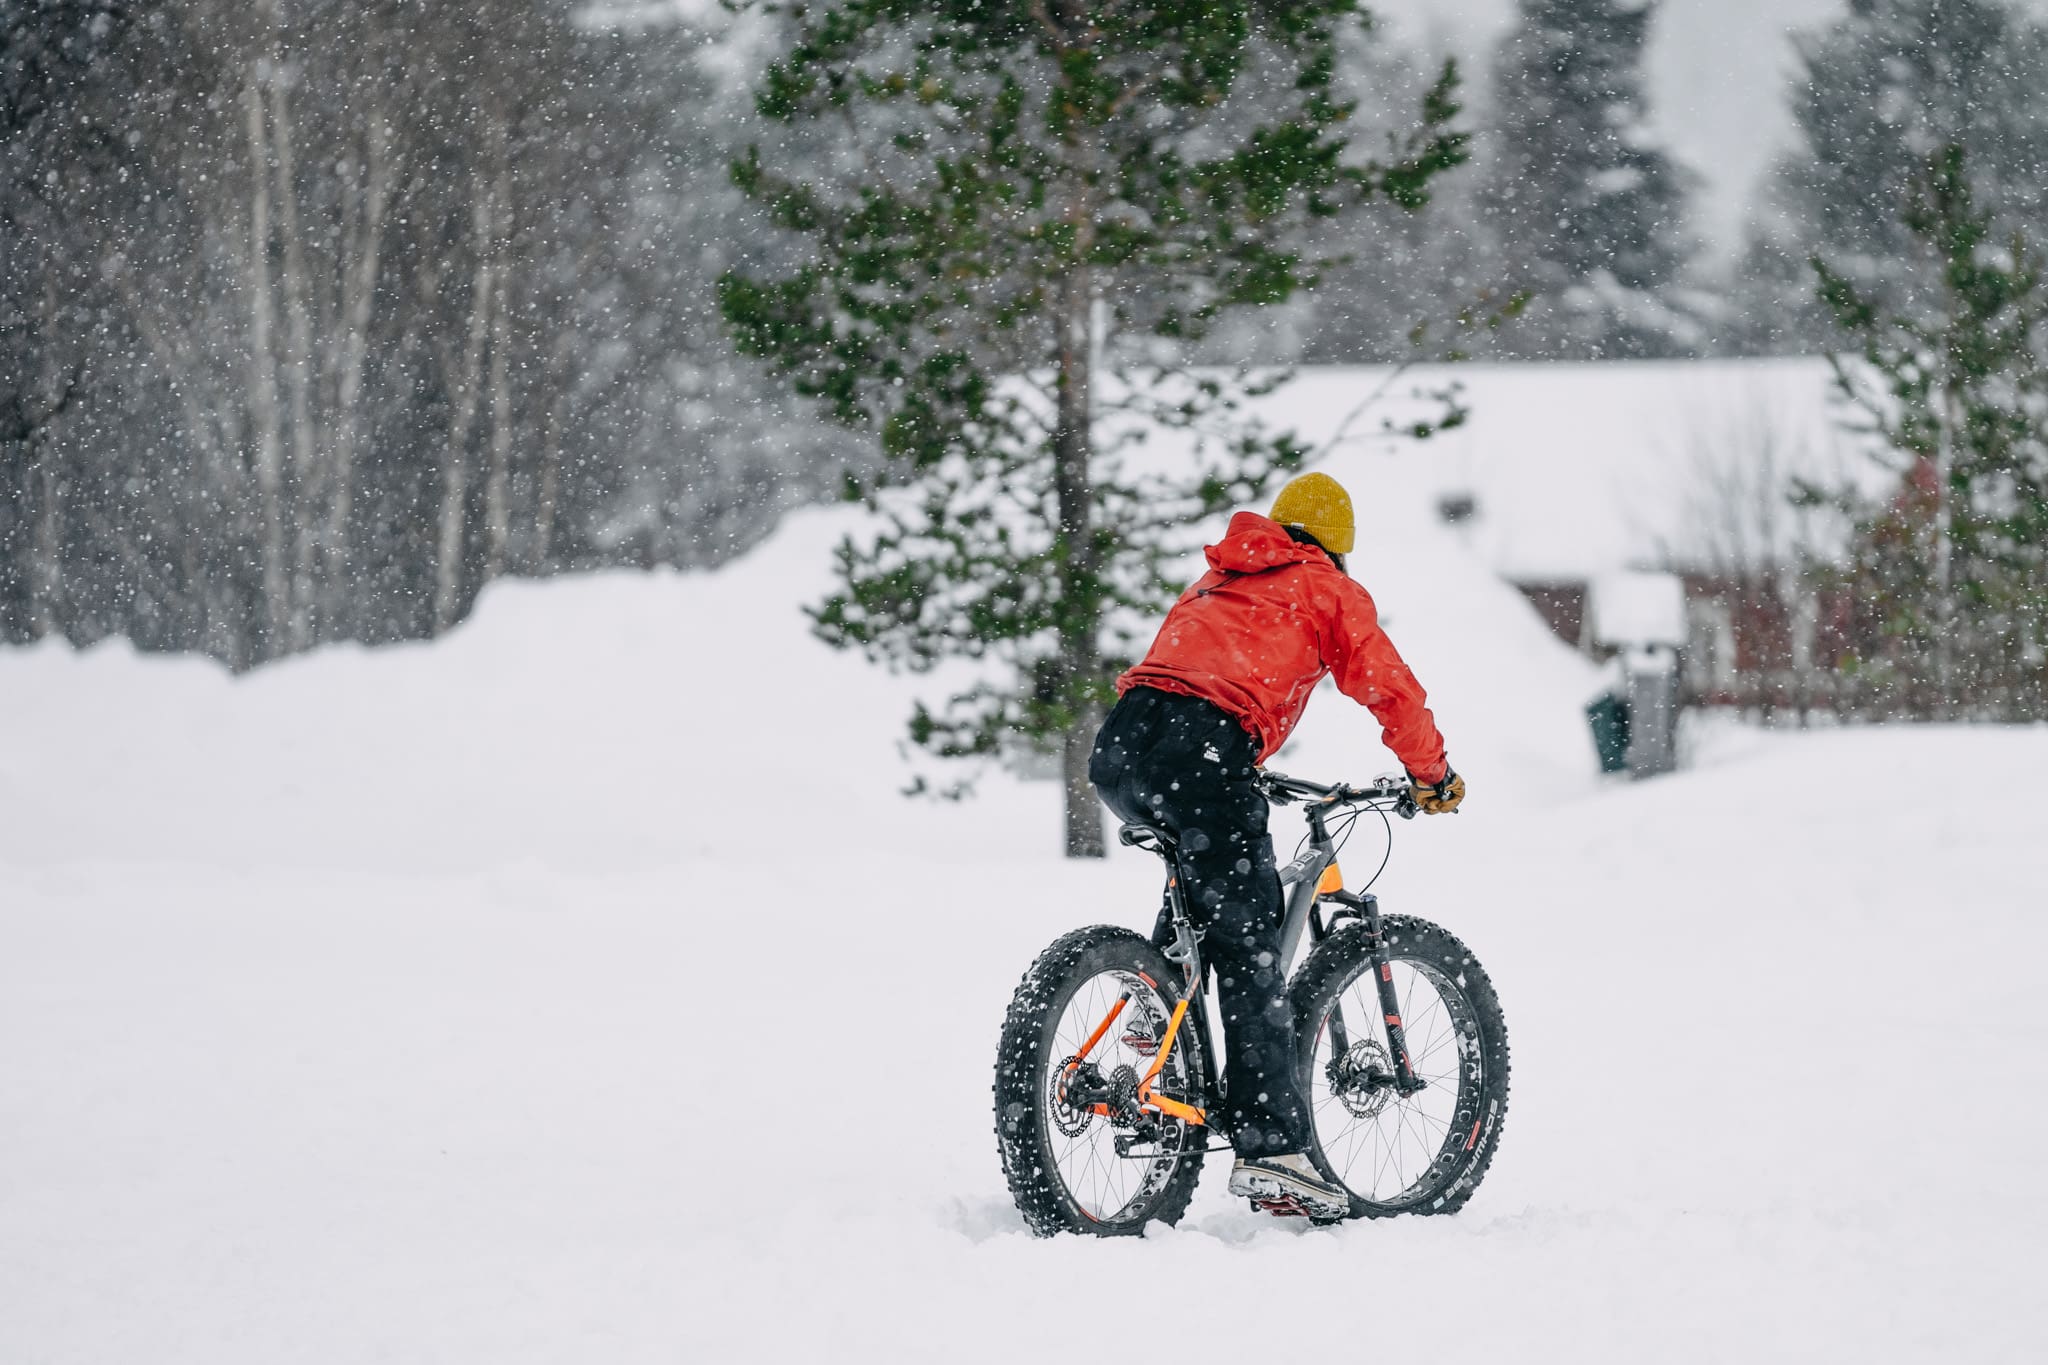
[{"x1": 1324, "y1": 889, "x2": 1427, "y2": 1096}]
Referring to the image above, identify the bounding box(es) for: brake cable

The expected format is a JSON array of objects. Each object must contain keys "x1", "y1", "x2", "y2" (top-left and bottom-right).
[{"x1": 1298, "y1": 796, "x2": 1395, "y2": 895}]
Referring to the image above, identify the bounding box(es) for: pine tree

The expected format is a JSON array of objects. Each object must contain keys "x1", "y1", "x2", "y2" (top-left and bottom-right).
[
  {"x1": 1297, "y1": 29, "x2": 1504, "y2": 364},
  {"x1": 1814, "y1": 146, "x2": 2048, "y2": 717},
  {"x1": 1737, "y1": 0, "x2": 2048, "y2": 354},
  {"x1": 1481, "y1": 0, "x2": 1699, "y2": 359},
  {"x1": 721, "y1": 1, "x2": 1467, "y2": 857}
]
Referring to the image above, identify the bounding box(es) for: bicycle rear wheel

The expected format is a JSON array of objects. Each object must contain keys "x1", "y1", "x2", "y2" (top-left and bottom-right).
[
  {"x1": 1290, "y1": 916, "x2": 1510, "y2": 1218},
  {"x1": 994, "y1": 926, "x2": 1209, "y2": 1237}
]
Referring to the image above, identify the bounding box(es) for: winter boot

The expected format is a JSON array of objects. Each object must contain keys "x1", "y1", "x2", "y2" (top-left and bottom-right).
[{"x1": 1227, "y1": 1152, "x2": 1349, "y2": 1218}]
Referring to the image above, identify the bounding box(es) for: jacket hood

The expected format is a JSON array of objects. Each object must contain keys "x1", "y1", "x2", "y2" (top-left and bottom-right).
[{"x1": 1204, "y1": 511, "x2": 1329, "y2": 575}]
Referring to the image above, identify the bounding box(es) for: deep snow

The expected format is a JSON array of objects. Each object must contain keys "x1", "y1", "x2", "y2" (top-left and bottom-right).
[{"x1": 5, "y1": 398, "x2": 2047, "y2": 1362}]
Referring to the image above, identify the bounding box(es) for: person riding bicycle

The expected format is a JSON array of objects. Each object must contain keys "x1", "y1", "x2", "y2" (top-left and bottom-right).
[{"x1": 1089, "y1": 471, "x2": 1465, "y2": 1217}]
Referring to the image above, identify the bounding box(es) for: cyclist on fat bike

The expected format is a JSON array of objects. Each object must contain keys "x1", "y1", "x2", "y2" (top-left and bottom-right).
[{"x1": 1088, "y1": 471, "x2": 1465, "y2": 1217}]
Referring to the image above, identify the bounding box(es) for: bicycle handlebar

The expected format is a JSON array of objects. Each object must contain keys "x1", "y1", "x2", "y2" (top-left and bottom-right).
[{"x1": 1256, "y1": 769, "x2": 1419, "y2": 819}]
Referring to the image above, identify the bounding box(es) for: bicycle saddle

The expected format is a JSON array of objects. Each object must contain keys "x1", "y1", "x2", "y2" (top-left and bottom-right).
[{"x1": 1117, "y1": 822, "x2": 1177, "y2": 852}]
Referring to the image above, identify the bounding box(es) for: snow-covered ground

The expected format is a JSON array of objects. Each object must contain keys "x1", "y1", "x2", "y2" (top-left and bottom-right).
[{"x1": 6, "y1": 411, "x2": 2046, "y2": 1362}]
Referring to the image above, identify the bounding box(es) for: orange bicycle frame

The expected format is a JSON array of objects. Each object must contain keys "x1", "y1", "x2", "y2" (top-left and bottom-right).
[
  {"x1": 1062, "y1": 989, "x2": 1207, "y2": 1127},
  {"x1": 1135, "y1": 998, "x2": 1205, "y2": 1126}
]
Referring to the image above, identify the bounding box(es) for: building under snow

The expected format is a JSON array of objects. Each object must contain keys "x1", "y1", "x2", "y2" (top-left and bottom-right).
[{"x1": 1279, "y1": 358, "x2": 1885, "y2": 713}]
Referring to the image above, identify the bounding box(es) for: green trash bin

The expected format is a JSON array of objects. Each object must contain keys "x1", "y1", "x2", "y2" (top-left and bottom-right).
[{"x1": 1585, "y1": 693, "x2": 1631, "y2": 774}]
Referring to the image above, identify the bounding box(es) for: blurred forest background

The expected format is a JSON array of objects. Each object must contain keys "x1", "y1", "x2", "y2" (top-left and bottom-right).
[{"x1": 6, "y1": 0, "x2": 2048, "y2": 675}]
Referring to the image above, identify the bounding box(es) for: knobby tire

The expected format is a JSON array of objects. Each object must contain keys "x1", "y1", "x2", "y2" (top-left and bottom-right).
[
  {"x1": 1289, "y1": 915, "x2": 1511, "y2": 1219},
  {"x1": 993, "y1": 926, "x2": 1208, "y2": 1237}
]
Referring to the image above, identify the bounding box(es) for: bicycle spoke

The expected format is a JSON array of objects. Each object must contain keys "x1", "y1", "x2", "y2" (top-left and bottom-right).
[
  {"x1": 1040, "y1": 968, "x2": 1192, "y2": 1224},
  {"x1": 1312, "y1": 956, "x2": 1478, "y2": 1207},
  {"x1": 1403, "y1": 1103, "x2": 1450, "y2": 1134}
]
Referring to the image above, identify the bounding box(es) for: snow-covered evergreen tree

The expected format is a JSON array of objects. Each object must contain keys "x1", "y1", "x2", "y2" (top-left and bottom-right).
[
  {"x1": 1481, "y1": 0, "x2": 1701, "y2": 359},
  {"x1": 1813, "y1": 146, "x2": 2048, "y2": 717},
  {"x1": 722, "y1": 1, "x2": 1467, "y2": 856},
  {"x1": 1734, "y1": 0, "x2": 2048, "y2": 354},
  {"x1": 1296, "y1": 29, "x2": 1504, "y2": 364}
]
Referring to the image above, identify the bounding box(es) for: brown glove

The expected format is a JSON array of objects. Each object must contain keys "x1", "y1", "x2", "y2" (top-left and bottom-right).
[{"x1": 1409, "y1": 764, "x2": 1465, "y2": 814}]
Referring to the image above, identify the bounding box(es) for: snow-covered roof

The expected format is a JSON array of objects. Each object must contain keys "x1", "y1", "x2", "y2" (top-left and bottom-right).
[{"x1": 1255, "y1": 358, "x2": 1871, "y2": 582}]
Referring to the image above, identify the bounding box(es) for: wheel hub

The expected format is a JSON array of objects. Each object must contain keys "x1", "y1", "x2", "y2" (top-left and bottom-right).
[
  {"x1": 1050, "y1": 1057, "x2": 1096, "y2": 1136},
  {"x1": 1053, "y1": 1056, "x2": 1150, "y2": 1134},
  {"x1": 1329, "y1": 1039, "x2": 1395, "y2": 1119}
]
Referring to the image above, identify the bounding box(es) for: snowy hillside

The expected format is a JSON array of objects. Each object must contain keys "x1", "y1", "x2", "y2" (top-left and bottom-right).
[{"x1": 5, "y1": 425, "x2": 2045, "y2": 1363}]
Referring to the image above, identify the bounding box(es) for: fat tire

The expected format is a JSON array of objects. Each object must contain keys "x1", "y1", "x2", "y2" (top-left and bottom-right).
[
  {"x1": 994, "y1": 925, "x2": 1208, "y2": 1237},
  {"x1": 1289, "y1": 915, "x2": 1510, "y2": 1219}
]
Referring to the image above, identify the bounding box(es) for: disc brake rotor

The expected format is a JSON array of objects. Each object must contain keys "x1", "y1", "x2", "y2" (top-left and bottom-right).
[
  {"x1": 1050, "y1": 1056, "x2": 1094, "y2": 1137},
  {"x1": 1330, "y1": 1038, "x2": 1394, "y2": 1120}
]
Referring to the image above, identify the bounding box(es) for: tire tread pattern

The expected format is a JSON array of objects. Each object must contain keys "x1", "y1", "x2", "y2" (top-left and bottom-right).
[
  {"x1": 1288, "y1": 914, "x2": 1511, "y2": 1220},
  {"x1": 993, "y1": 925, "x2": 1206, "y2": 1237}
]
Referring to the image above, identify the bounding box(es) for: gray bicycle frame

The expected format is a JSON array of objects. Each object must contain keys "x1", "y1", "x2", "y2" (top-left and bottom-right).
[
  {"x1": 1136, "y1": 785, "x2": 1419, "y2": 1130},
  {"x1": 1154, "y1": 803, "x2": 1343, "y2": 989},
  {"x1": 1274, "y1": 838, "x2": 1341, "y2": 973}
]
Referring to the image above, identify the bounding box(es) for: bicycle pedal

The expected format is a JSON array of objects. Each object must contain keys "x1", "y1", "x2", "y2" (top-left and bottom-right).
[
  {"x1": 1251, "y1": 1195, "x2": 1313, "y2": 1218},
  {"x1": 1120, "y1": 1031, "x2": 1161, "y2": 1056}
]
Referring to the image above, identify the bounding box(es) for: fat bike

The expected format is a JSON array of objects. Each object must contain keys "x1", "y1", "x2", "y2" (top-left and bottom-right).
[{"x1": 993, "y1": 771, "x2": 1510, "y2": 1236}]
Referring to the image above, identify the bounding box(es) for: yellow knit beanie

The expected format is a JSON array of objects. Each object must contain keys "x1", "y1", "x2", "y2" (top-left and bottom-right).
[{"x1": 1268, "y1": 472, "x2": 1355, "y2": 554}]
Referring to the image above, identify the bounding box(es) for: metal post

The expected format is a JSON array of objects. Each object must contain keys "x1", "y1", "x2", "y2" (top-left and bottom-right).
[{"x1": 1625, "y1": 644, "x2": 1679, "y2": 779}]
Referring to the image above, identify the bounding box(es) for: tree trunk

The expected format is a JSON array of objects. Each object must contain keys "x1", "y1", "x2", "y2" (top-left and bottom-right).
[
  {"x1": 482, "y1": 281, "x2": 512, "y2": 584},
  {"x1": 431, "y1": 186, "x2": 497, "y2": 634},
  {"x1": 265, "y1": 62, "x2": 319, "y2": 649},
  {"x1": 482, "y1": 168, "x2": 514, "y2": 585},
  {"x1": 326, "y1": 110, "x2": 393, "y2": 628},
  {"x1": 1053, "y1": 261, "x2": 1104, "y2": 859},
  {"x1": 28, "y1": 457, "x2": 60, "y2": 640},
  {"x1": 244, "y1": 81, "x2": 290, "y2": 661},
  {"x1": 532, "y1": 364, "x2": 566, "y2": 571},
  {"x1": 1931, "y1": 375, "x2": 1959, "y2": 718}
]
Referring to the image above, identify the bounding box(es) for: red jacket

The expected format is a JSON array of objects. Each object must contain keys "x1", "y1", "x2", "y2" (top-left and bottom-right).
[{"x1": 1117, "y1": 512, "x2": 1448, "y2": 781}]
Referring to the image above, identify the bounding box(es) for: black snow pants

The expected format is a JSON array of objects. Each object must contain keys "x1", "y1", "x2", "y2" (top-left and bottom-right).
[{"x1": 1088, "y1": 686, "x2": 1310, "y2": 1157}]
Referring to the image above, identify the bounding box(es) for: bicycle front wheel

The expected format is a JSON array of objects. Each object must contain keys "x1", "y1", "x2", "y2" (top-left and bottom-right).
[
  {"x1": 993, "y1": 926, "x2": 1209, "y2": 1237},
  {"x1": 1290, "y1": 915, "x2": 1510, "y2": 1218}
]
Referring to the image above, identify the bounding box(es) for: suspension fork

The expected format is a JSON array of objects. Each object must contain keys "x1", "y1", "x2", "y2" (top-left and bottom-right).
[
  {"x1": 1324, "y1": 889, "x2": 1425, "y2": 1093},
  {"x1": 1313, "y1": 898, "x2": 1354, "y2": 1062}
]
